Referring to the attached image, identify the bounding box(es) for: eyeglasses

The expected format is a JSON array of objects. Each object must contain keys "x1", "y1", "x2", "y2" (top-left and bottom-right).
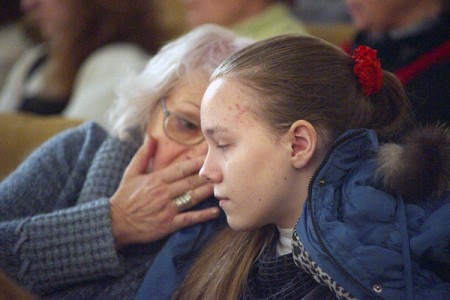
[{"x1": 161, "y1": 98, "x2": 204, "y2": 146}]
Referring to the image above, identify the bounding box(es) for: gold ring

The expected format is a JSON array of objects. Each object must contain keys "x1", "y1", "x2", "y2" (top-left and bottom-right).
[{"x1": 173, "y1": 193, "x2": 193, "y2": 212}]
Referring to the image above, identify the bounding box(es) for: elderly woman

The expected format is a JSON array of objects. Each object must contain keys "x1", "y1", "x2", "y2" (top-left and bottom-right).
[{"x1": 0, "y1": 24, "x2": 250, "y2": 299}]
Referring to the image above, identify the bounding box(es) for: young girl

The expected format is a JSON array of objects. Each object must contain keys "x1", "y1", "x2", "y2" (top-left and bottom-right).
[{"x1": 173, "y1": 35, "x2": 449, "y2": 299}]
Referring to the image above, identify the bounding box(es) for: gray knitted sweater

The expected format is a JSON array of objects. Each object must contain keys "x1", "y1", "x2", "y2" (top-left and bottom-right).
[{"x1": 0, "y1": 122, "x2": 165, "y2": 299}]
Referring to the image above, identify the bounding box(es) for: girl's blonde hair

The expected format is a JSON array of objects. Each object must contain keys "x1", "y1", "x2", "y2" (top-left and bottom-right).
[{"x1": 174, "y1": 226, "x2": 276, "y2": 300}]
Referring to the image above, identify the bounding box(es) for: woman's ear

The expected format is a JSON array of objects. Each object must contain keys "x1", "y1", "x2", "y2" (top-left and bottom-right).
[{"x1": 288, "y1": 120, "x2": 317, "y2": 169}]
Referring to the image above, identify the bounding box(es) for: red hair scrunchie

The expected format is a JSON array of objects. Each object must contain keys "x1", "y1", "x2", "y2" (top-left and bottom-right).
[{"x1": 352, "y1": 45, "x2": 383, "y2": 96}]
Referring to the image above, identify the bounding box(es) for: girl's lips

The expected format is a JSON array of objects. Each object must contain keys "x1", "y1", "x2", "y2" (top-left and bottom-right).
[{"x1": 215, "y1": 196, "x2": 230, "y2": 207}]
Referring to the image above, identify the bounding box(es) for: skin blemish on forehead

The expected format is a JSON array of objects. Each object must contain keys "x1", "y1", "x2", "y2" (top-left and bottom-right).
[
  {"x1": 231, "y1": 102, "x2": 251, "y2": 121},
  {"x1": 202, "y1": 77, "x2": 258, "y2": 132},
  {"x1": 227, "y1": 103, "x2": 245, "y2": 111}
]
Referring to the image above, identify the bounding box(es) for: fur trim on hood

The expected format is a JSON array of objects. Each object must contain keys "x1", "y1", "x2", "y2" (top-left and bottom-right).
[{"x1": 376, "y1": 124, "x2": 449, "y2": 202}]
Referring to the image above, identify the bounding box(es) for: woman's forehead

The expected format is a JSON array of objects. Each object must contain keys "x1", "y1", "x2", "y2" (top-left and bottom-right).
[{"x1": 165, "y1": 75, "x2": 210, "y2": 109}]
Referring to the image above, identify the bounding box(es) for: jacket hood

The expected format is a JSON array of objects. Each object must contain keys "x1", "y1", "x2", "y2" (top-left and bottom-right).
[{"x1": 376, "y1": 124, "x2": 449, "y2": 202}]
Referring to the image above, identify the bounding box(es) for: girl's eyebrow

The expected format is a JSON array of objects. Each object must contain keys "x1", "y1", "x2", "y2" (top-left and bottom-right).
[{"x1": 204, "y1": 126, "x2": 229, "y2": 136}]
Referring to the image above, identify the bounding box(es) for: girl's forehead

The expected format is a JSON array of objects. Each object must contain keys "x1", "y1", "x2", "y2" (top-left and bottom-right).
[
  {"x1": 203, "y1": 77, "x2": 254, "y2": 105},
  {"x1": 202, "y1": 81, "x2": 261, "y2": 132}
]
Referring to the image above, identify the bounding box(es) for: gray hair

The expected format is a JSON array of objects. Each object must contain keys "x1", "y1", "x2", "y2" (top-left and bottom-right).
[{"x1": 109, "y1": 24, "x2": 252, "y2": 139}]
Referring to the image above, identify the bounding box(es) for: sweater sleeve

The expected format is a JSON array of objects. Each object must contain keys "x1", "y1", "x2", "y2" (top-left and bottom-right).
[{"x1": 0, "y1": 122, "x2": 124, "y2": 294}]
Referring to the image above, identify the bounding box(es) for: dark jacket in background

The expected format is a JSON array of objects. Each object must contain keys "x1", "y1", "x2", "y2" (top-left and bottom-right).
[{"x1": 343, "y1": 11, "x2": 450, "y2": 125}]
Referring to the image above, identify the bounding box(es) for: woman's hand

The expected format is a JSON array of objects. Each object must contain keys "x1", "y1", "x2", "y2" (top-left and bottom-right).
[{"x1": 110, "y1": 136, "x2": 218, "y2": 249}]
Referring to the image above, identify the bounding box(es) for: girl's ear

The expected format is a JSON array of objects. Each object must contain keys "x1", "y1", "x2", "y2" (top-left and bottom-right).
[{"x1": 288, "y1": 120, "x2": 317, "y2": 169}]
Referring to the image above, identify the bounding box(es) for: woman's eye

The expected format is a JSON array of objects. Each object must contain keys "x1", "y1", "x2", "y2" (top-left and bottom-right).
[{"x1": 176, "y1": 116, "x2": 199, "y2": 131}]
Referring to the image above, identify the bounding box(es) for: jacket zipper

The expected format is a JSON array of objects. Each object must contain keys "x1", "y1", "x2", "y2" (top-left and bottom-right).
[{"x1": 305, "y1": 129, "x2": 384, "y2": 299}]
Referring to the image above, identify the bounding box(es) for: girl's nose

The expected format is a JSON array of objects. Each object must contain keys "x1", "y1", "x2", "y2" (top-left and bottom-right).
[
  {"x1": 199, "y1": 164, "x2": 212, "y2": 182},
  {"x1": 199, "y1": 154, "x2": 222, "y2": 183}
]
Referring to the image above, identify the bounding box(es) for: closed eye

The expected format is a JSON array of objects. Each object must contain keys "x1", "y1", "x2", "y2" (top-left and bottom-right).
[
  {"x1": 217, "y1": 144, "x2": 230, "y2": 150},
  {"x1": 174, "y1": 115, "x2": 200, "y2": 132}
]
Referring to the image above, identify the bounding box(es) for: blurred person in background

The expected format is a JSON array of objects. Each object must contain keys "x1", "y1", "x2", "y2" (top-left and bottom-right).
[
  {"x1": 291, "y1": 0, "x2": 351, "y2": 24},
  {"x1": 181, "y1": 0, "x2": 308, "y2": 40},
  {"x1": 342, "y1": 0, "x2": 449, "y2": 124},
  {"x1": 0, "y1": 0, "x2": 166, "y2": 130},
  {"x1": 0, "y1": 0, "x2": 36, "y2": 91}
]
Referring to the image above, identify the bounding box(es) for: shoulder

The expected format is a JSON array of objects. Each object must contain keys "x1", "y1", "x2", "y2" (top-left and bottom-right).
[
  {"x1": 38, "y1": 121, "x2": 109, "y2": 159},
  {"x1": 233, "y1": 3, "x2": 307, "y2": 40},
  {"x1": 296, "y1": 129, "x2": 450, "y2": 297},
  {"x1": 63, "y1": 44, "x2": 151, "y2": 129},
  {"x1": 1, "y1": 121, "x2": 110, "y2": 188},
  {"x1": 80, "y1": 43, "x2": 150, "y2": 73},
  {"x1": 35, "y1": 122, "x2": 110, "y2": 176},
  {"x1": 59, "y1": 121, "x2": 109, "y2": 146},
  {"x1": 74, "y1": 42, "x2": 150, "y2": 89}
]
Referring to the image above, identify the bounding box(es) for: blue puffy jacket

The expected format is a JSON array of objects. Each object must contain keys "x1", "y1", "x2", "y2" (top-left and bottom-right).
[{"x1": 294, "y1": 128, "x2": 449, "y2": 300}]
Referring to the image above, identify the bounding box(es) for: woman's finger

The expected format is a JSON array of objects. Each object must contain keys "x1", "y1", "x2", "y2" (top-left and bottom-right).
[
  {"x1": 166, "y1": 173, "x2": 211, "y2": 199},
  {"x1": 158, "y1": 155, "x2": 205, "y2": 183},
  {"x1": 123, "y1": 135, "x2": 157, "y2": 179},
  {"x1": 188, "y1": 183, "x2": 214, "y2": 206},
  {"x1": 171, "y1": 206, "x2": 221, "y2": 232},
  {"x1": 170, "y1": 183, "x2": 214, "y2": 211}
]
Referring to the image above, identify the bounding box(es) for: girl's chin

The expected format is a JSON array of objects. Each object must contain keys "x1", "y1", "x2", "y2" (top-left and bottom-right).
[{"x1": 226, "y1": 217, "x2": 254, "y2": 232}]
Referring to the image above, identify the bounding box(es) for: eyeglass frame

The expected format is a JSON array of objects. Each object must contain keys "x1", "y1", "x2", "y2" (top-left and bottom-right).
[{"x1": 161, "y1": 97, "x2": 205, "y2": 146}]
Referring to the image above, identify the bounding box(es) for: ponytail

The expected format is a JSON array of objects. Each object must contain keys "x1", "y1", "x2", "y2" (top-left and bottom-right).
[{"x1": 366, "y1": 71, "x2": 416, "y2": 142}]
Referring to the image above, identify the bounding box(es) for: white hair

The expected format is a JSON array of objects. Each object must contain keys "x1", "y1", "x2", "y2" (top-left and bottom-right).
[{"x1": 109, "y1": 24, "x2": 252, "y2": 139}]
